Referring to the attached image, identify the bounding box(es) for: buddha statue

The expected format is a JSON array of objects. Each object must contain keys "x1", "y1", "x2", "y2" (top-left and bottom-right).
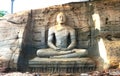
[{"x1": 36, "y1": 12, "x2": 88, "y2": 58}]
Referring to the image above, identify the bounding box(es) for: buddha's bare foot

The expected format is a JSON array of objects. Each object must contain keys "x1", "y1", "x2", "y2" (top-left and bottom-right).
[{"x1": 60, "y1": 48, "x2": 68, "y2": 51}]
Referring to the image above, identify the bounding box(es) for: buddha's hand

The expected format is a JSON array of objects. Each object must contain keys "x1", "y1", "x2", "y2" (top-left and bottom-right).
[
  {"x1": 55, "y1": 48, "x2": 61, "y2": 51},
  {"x1": 61, "y1": 48, "x2": 68, "y2": 51}
]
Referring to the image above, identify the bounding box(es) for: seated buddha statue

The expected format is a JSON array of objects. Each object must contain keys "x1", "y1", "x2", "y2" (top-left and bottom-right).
[{"x1": 36, "y1": 12, "x2": 88, "y2": 58}]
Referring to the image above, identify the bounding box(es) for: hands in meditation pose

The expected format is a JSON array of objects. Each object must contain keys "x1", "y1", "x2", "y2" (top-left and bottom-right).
[{"x1": 36, "y1": 12, "x2": 88, "y2": 58}]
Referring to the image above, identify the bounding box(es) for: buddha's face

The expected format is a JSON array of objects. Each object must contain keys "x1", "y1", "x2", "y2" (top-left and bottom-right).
[{"x1": 56, "y1": 12, "x2": 66, "y2": 24}]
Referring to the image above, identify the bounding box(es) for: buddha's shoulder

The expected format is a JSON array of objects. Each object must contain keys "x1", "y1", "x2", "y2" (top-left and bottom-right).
[
  {"x1": 66, "y1": 26, "x2": 75, "y2": 31},
  {"x1": 49, "y1": 25, "x2": 56, "y2": 30}
]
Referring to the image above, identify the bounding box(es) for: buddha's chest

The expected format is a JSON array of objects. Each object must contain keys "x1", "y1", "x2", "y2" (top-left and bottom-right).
[
  {"x1": 55, "y1": 28, "x2": 69, "y2": 37},
  {"x1": 54, "y1": 29, "x2": 69, "y2": 47}
]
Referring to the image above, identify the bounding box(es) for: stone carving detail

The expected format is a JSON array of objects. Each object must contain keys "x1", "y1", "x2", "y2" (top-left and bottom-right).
[
  {"x1": 36, "y1": 12, "x2": 88, "y2": 58},
  {"x1": 0, "y1": 0, "x2": 119, "y2": 72}
]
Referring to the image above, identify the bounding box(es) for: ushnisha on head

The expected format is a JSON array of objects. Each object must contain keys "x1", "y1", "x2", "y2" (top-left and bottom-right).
[{"x1": 56, "y1": 12, "x2": 66, "y2": 24}]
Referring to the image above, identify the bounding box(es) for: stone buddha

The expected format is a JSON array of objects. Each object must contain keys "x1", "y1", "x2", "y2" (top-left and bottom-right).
[{"x1": 36, "y1": 12, "x2": 88, "y2": 58}]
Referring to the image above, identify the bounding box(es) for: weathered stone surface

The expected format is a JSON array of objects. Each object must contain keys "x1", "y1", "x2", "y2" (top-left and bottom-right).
[
  {"x1": 0, "y1": 0, "x2": 119, "y2": 72},
  {"x1": 29, "y1": 57, "x2": 96, "y2": 73},
  {"x1": 93, "y1": 0, "x2": 120, "y2": 68},
  {"x1": 2, "y1": 72, "x2": 33, "y2": 76},
  {"x1": 0, "y1": 11, "x2": 30, "y2": 69}
]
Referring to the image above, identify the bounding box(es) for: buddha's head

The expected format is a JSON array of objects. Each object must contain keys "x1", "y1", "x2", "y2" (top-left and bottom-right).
[{"x1": 56, "y1": 12, "x2": 66, "y2": 24}]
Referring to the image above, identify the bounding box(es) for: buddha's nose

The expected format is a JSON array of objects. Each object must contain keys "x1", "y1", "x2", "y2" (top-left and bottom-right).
[{"x1": 60, "y1": 17, "x2": 63, "y2": 21}]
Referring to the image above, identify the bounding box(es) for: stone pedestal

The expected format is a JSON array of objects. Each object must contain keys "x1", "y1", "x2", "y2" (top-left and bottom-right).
[{"x1": 28, "y1": 57, "x2": 96, "y2": 73}]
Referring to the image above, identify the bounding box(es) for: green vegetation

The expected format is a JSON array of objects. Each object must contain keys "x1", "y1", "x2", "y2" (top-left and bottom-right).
[{"x1": 0, "y1": 11, "x2": 8, "y2": 17}]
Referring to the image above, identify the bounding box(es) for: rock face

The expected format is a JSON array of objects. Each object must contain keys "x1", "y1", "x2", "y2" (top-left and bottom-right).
[
  {"x1": 0, "y1": 0, "x2": 119, "y2": 72},
  {"x1": 94, "y1": 0, "x2": 120, "y2": 68},
  {"x1": 0, "y1": 11, "x2": 29, "y2": 70}
]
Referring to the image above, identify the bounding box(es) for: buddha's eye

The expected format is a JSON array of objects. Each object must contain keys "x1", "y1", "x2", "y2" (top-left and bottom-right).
[{"x1": 59, "y1": 16, "x2": 62, "y2": 18}]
